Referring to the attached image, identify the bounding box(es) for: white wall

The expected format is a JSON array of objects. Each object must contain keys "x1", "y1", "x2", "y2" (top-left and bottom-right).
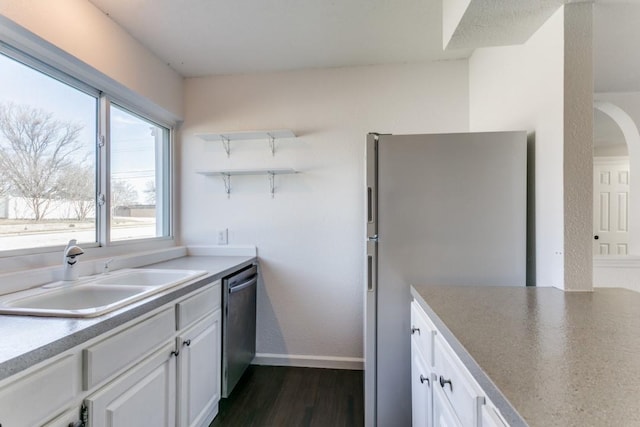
[
  {"x1": 594, "y1": 257, "x2": 640, "y2": 293},
  {"x1": 181, "y1": 61, "x2": 470, "y2": 364},
  {"x1": 469, "y1": 7, "x2": 564, "y2": 288},
  {"x1": 469, "y1": 4, "x2": 593, "y2": 290},
  {"x1": 0, "y1": 0, "x2": 183, "y2": 121}
]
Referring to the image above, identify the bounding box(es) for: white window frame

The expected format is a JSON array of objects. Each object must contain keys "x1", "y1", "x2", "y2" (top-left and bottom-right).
[{"x1": 0, "y1": 19, "x2": 177, "y2": 271}]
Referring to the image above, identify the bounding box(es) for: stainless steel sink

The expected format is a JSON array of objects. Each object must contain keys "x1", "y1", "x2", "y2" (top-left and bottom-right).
[{"x1": 0, "y1": 268, "x2": 207, "y2": 318}]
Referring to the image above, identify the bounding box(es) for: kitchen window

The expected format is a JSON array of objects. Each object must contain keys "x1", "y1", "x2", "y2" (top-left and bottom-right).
[{"x1": 0, "y1": 45, "x2": 172, "y2": 256}]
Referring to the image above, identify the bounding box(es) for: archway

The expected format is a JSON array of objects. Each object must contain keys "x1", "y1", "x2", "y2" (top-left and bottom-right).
[{"x1": 593, "y1": 101, "x2": 640, "y2": 255}]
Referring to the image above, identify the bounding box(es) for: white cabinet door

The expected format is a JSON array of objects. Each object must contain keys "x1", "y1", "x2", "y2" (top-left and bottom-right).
[
  {"x1": 481, "y1": 404, "x2": 507, "y2": 427},
  {"x1": 433, "y1": 379, "x2": 462, "y2": 427},
  {"x1": 86, "y1": 342, "x2": 176, "y2": 427},
  {"x1": 177, "y1": 309, "x2": 222, "y2": 427},
  {"x1": 411, "y1": 342, "x2": 433, "y2": 427}
]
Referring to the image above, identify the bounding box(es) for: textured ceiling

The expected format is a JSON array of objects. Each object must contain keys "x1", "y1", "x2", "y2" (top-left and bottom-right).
[
  {"x1": 88, "y1": 0, "x2": 472, "y2": 77},
  {"x1": 594, "y1": 3, "x2": 640, "y2": 93},
  {"x1": 444, "y1": 0, "x2": 565, "y2": 50},
  {"x1": 87, "y1": 0, "x2": 639, "y2": 95}
]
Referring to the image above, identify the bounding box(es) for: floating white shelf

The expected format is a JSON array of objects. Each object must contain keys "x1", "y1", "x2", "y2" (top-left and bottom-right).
[
  {"x1": 195, "y1": 130, "x2": 296, "y2": 157},
  {"x1": 196, "y1": 168, "x2": 298, "y2": 197}
]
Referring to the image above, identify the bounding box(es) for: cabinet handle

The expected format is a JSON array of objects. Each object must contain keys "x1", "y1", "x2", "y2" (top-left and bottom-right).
[
  {"x1": 439, "y1": 376, "x2": 453, "y2": 391},
  {"x1": 411, "y1": 326, "x2": 420, "y2": 335},
  {"x1": 170, "y1": 350, "x2": 180, "y2": 358},
  {"x1": 419, "y1": 375, "x2": 430, "y2": 386},
  {"x1": 182, "y1": 339, "x2": 191, "y2": 347}
]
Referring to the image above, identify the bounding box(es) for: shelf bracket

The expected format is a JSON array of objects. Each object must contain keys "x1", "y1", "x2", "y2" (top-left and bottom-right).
[
  {"x1": 268, "y1": 172, "x2": 276, "y2": 198},
  {"x1": 267, "y1": 133, "x2": 276, "y2": 156},
  {"x1": 221, "y1": 173, "x2": 231, "y2": 198},
  {"x1": 221, "y1": 136, "x2": 231, "y2": 158}
]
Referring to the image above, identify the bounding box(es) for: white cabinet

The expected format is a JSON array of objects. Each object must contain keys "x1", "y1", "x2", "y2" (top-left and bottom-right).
[
  {"x1": 83, "y1": 307, "x2": 176, "y2": 390},
  {"x1": 433, "y1": 383, "x2": 462, "y2": 427},
  {"x1": 177, "y1": 311, "x2": 222, "y2": 427},
  {"x1": 0, "y1": 278, "x2": 225, "y2": 427},
  {"x1": 411, "y1": 299, "x2": 510, "y2": 427},
  {"x1": 411, "y1": 342, "x2": 433, "y2": 427},
  {"x1": 481, "y1": 404, "x2": 508, "y2": 427},
  {"x1": 433, "y1": 334, "x2": 484, "y2": 427},
  {"x1": 85, "y1": 281, "x2": 222, "y2": 427},
  {"x1": 0, "y1": 353, "x2": 80, "y2": 426},
  {"x1": 42, "y1": 407, "x2": 83, "y2": 427},
  {"x1": 86, "y1": 342, "x2": 177, "y2": 427},
  {"x1": 411, "y1": 300, "x2": 437, "y2": 427}
]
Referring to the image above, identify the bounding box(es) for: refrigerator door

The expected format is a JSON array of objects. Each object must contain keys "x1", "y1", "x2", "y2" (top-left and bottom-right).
[
  {"x1": 370, "y1": 131, "x2": 527, "y2": 427},
  {"x1": 364, "y1": 133, "x2": 378, "y2": 427}
]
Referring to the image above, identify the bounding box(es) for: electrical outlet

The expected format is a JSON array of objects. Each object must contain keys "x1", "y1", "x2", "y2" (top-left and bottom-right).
[{"x1": 217, "y1": 228, "x2": 228, "y2": 245}]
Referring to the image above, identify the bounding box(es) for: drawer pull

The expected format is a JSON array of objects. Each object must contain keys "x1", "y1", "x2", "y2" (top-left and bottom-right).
[
  {"x1": 411, "y1": 326, "x2": 421, "y2": 335},
  {"x1": 419, "y1": 375, "x2": 430, "y2": 386},
  {"x1": 182, "y1": 339, "x2": 191, "y2": 347},
  {"x1": 170, "y1": 350, "x2": 180, "y2": 358},
  {"x1": 439, "y1": 375, "x2": 453, "y2": 391}
]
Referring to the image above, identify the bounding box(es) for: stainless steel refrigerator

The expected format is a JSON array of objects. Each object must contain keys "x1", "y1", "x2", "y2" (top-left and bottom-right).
[{"x1": 365, "y1": 132, "x2": 527, "y2": 427}]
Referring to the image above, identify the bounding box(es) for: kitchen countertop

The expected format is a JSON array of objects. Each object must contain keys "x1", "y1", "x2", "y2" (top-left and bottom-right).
[
  {"x1": 0, "y1": 255, "x2": 256, "y2": 382},
  {"x1": 410, "y1": 285, "x2": 640, "y2": 427}
]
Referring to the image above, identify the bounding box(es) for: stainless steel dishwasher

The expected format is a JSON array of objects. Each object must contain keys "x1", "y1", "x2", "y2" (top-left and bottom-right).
[{"x1": 221, "y1": 264, "x2": 258, "y2": 398}]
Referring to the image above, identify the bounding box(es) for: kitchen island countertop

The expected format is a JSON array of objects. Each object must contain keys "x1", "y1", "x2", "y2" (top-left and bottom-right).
[{"x1": 411, "y1": 285, "x2": 640, "y2": 427}]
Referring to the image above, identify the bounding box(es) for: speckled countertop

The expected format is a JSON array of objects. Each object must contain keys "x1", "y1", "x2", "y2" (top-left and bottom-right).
[
  {"x1": 411, "y1": 285, "x2": 640, "y2": 427},
  {"x1": 0, "y1": 255, "x2": 255, "y2": 381}
]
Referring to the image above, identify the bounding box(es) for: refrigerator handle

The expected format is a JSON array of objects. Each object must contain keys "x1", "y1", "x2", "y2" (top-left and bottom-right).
[
  {"x1": 367, "y1": 255, "x2": 374, "y2": 291},
  {"x1": 366, "y1": 240, "x2": 377, "y2": 293},
  {"x1": 367, "y1": 187, "x2": 373, "y2": 222}
]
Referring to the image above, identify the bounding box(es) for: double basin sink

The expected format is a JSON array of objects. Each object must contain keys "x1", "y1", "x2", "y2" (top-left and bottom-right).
[{"x1": 0, "y1": 269, "x2": 207, "y2": 318}]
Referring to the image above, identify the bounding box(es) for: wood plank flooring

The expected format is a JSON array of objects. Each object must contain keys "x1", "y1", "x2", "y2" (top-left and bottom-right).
[{"x1": 210, "y1": 365, "x2": 364, "y2": 427}]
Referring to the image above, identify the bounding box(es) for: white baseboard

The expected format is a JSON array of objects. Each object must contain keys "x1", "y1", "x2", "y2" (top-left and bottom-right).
[{"x1": 252, "y1": 353, "x2": 364, "y2": 370}]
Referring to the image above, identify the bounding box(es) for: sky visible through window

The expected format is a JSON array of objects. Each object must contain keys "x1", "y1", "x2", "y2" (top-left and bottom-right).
[{"x1": 0, "y1": 52, "x2": 160, "y2": 250}]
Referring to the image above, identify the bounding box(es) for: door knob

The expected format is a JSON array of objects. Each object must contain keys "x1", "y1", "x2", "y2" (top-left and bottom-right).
[{"x1": 594, "y1": 235, "x2": 599, "y2": 240}]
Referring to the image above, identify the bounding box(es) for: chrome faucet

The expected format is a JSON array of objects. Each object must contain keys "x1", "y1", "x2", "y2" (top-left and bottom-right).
[{"x1": 63, "y1": 239, "x2": 84, "y2": 281}]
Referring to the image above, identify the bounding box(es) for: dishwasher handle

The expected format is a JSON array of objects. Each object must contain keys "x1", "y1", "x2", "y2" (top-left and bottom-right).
[{"x1": 229, "y1": 276, "x2": 257, "y2": 294}]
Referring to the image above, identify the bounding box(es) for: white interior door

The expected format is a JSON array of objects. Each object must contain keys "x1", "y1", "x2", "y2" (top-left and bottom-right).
[{"x1": 593, "y1": 157, "x2": 630, "y2": 255}]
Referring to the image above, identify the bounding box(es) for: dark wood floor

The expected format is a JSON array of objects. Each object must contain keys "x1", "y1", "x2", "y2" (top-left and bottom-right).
[{"x1": 210, "y1": 365, "x2": 364, "y2": 427}]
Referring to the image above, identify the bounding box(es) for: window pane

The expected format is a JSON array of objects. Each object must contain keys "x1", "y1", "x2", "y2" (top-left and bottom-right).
[
  {"x1": 110, "y1": 105, "x2": 169, "y2": 241},
  {"x1": 0, "y1": 52, "x2": 97, "y2": 251}
]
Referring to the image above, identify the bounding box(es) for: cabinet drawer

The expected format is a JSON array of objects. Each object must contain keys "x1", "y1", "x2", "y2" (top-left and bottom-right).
[
  {"x1": 0, "y1": 353, "x2": 78, "y2": 426},
  {"x1": 176, "y1": 280, "x2": 221, "y2": 330},
  {"x1": 434, "y1": 334, "x2": 484, "y2": 427},
  {"x1": 83, "y1": 307, "x2": 175, "y2": 390},
  {"x1": 411, "y1": 300, "x2": 437, "y2": 365}
]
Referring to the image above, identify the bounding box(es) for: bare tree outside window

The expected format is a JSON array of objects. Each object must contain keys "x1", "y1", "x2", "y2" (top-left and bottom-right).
[
  {"x1": 0, "y1": 103, "x2": 85, "y2": 221},
  {"x1": 0, "y1": 169, "x2": 10, "y2": 199},
  {"x1": 57, "y1": 163, "x2": 95, "y2": 221},
  {"x1": 111, "y1": 180, "x2": 138, "y2": 215},
  {"x1": 143, "y1": 180, "x2": 156, "y2": 205}
]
